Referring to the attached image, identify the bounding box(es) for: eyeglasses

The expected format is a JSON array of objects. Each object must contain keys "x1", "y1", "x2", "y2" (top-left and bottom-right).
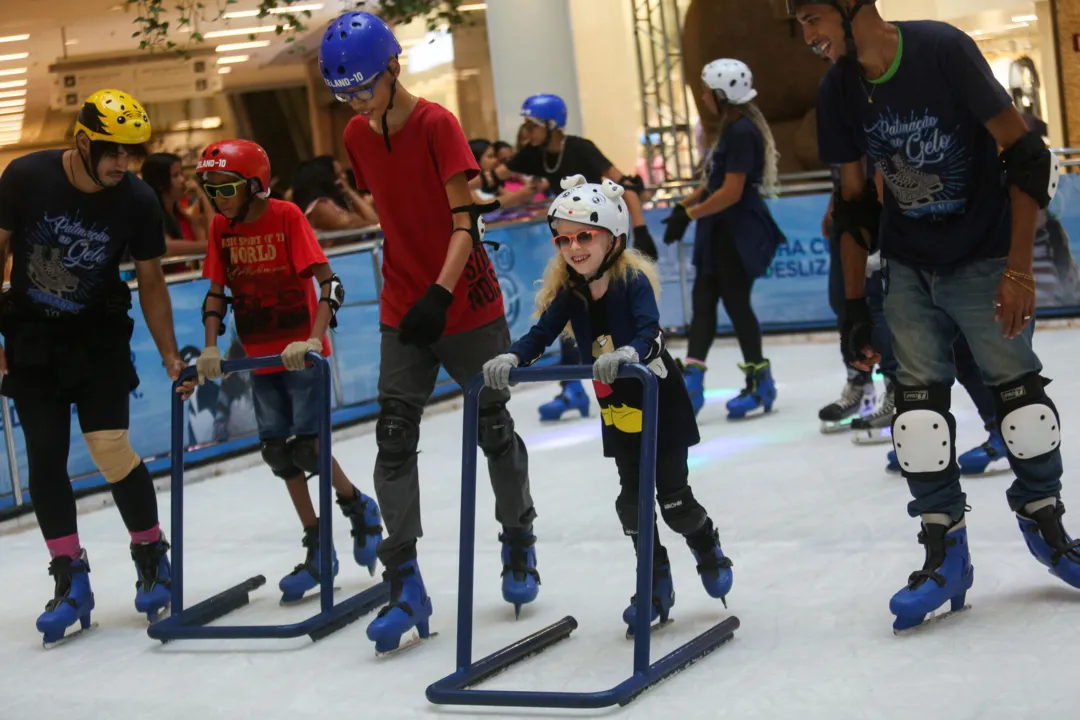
[
  {"x1": 333, "y1": 71, "x2": 383, "y2": 103},
  {"x1": 552, "y1": 229, "x2": 607, "y2": 249},
  {"x1": 202, "y1": 179, "x2": 246, "y2": 199}
]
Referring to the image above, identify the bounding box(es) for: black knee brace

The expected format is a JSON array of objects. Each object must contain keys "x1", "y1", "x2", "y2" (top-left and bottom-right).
[
  {"x1": 261, "y1": 438, "x2": 302, "y2": 479},
  {"x1": 615, "y1": 488, "x2": 639, "y2": 536},
  {"x1": 376, "y1": 401, "x2": 419, "y2": 469},
  {"x1": 658, "y1": 487, "x2": 707, "y2": 536},
  {"x1": 290, "y1": 435, "x2": 319, "y2": 475},
  {"x1": 892, "y1": 384, "x2": 955, "y2": 476},
  {"x1": 994, "y1": 373, "x2": 1061, "y2": 461},
  {"x1": 478, "y1": 403, "x2": 515, "y2": 458}
]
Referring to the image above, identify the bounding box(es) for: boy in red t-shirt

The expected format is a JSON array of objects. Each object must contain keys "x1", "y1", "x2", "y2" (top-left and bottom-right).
[
  {"x1": 191, "y1": 139, "x2": 384, "y2": 605},
  {"x1": 319, "y1": 11, "x2": 539, "y2": 655}
]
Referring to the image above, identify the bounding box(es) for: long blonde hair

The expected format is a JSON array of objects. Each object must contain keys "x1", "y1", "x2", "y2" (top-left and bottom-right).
[
  {"x1": 533, "y1": 235, "x2": 662, "y2": 339},
  {"x1": 703, "y1": 100, "x2": 781, "y2": 199}
]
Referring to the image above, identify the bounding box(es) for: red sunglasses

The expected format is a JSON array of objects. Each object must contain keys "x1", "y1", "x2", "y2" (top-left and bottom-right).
[{"x1": 552, "y1": 229, "x2": 608, "y2": 249}]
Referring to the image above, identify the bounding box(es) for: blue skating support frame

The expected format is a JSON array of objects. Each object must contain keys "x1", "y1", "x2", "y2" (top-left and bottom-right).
[
  {"x1": 147, "y1": 353, "x2": 389, "y2": 643},
  {"x1": 426, "y1": 364, "x2": 740, "y2": 709}
]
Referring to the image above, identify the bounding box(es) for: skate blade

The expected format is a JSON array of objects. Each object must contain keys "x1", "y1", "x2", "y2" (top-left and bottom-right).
[
  {"x1": 146, "y1": 604, "x2": 171, "y2": 625},
  {"x1": 375, "y1": 630, "x2": 438, "y2": 658},
  {"x1": 960, "y1": 460, "x2": 1011, "y2": 477},
  {"x1": 852, "y1": 427, "x2": 893, "y2": 445},
  {"x1": 280, "y1": 586, "x2": 342, "y2": 607},
  {"x1": 43, "y1": 621, "x2": 99, "y2": 649},
  {"x1": 820, "y1": 418, "x2": 855, "y2": 434},
  {"x1": 893, "y1": 603, "x2": 971, "y2": 636},
  {"x1": 625, "y1": 617, "x2": 674, "y2": 640}
]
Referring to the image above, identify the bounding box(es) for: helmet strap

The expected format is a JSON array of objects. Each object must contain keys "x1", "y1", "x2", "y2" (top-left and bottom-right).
[
  {"x1": 382, "y1": 78, "x2": 398, "y2": 153},
  {"x1": 834, "y1": 0, "x2": 868, "y2": 70},
  {"x1": 75, "y1": 135, "x2": 107, "y2": 188},
  {"x1": 565, "y1": 235, "x2": 625, "y2": 290}
]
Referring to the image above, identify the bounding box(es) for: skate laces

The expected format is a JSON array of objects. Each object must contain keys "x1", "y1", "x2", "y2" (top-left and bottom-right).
[
  {"x1": 688, "y1": 529, "x2": 733, "y2": 575},
  {"x1": 498, "y1": 532, "x2": 541, "y2": 584},
  {"x1": 868, "y1": 384, "x2": 895, "y2": 419},
  {"x1": 131, "y1": 540, "x2": 170, "y2": 592},
  {"x1": 906, "y1": 526, "x2": 956, "y2": 590},
  {"x1": 337, "y1": 493, "x2": 384, "y2": 547},
  {"x1": 44, "y1": 556, "x2": 81, "y2": 612},
  {"x1": 1026, "y1": 504, "x2": 1080, "y2": 562},
  {"x1": 376, "y1": 563, "x2": 420, "y2": 618},
  {"x1": 289, "y1": 529, "x2": 322, "y2": 578}
]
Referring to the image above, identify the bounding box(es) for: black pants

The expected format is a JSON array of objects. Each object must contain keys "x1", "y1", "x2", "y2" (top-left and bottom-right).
[
  {"x1": 613, "y1": 446, "x2": 698, "y2": 565},
  {"x1": 686, "y1": 224, "x2": 763, "y2": 364}
]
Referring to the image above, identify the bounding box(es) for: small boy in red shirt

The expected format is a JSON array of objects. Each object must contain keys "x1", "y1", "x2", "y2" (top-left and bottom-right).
[
  {"x1": 319, "y1": 11, "x2": 539, "y2": 656},
  {"x1": 192, "y1": 139, "x2": 384, "y2": 605}
]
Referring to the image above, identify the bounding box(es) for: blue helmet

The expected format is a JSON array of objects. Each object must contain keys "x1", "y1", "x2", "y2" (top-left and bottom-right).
[
  {"x1": 521, "y1": 94, "x2": 567, "y2": 129},
  {"x1": 319, "y1": 11, "x2": 402, "y2": 92}
]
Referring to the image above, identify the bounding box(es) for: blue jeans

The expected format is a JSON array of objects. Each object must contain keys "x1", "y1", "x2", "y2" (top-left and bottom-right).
[
  {"x1": 884, "y1": 257, "x2": 1062, "y2": 517},
  {"x1": 828, "y1": 232, "x2": 896, "y2": 379},
  {"x1": 251, "y1": 367, "x2": 323, "y2": 440}
]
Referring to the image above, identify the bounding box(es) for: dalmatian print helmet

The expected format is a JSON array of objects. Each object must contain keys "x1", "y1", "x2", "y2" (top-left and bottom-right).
[
  {"x1": 546, "y1": 175, "x2": 630, "y2": 240},
  {"x1": 701, "y1": 58, "x2": 757, "y2": 105}
]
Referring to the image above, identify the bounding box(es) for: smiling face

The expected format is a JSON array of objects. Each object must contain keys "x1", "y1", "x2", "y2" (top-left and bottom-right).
[
  {"x1": 553, "y1": 219, "x2": 615, "y2": 277},
  {"x1": 794, "y1": 2, "x2": 847, "y2": 64}
]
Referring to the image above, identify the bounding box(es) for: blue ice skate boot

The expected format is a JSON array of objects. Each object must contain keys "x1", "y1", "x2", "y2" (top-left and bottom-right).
[
  {"x1": 279, "y1": 525, "x2": 339, "y2": 605},
  {"x1": 499, "y1": 528, "x2": 540, "y2": 617},
  {"x1": 687, "y1": 521, "x2": 734, "y2": 606},
  {"x1": 889, "y1": 515, "x2": 973, "y2": 633},
  {"x1": 623, "y1": 559, "x2": 675, "y2": 638},
  {"x1": 886, "y1": 450, "x2": 900, "y2": 473},
  {"x1": 37, "y1": 550, "x2": 95, "y2": 647},
  {"x1": 366, "y1": 559, "x2": 433, "y2": 655},
  {"x1": 538, "y1": 380, "x2": 590, "y2": 421},
  {"x1": 958, "y1": 426, "x2": 1007, "y2": 476},
  {"x1": 678, "y1": 360, "x2": 706, "y2": 416},
  {"x1": 726, "y1": 360, "x2": 776, "y2": 419},
  {"x1": 1016, "y1": 499, "x2": 1080, "y2": 589},
  {"x1": 337, "y1": 486, "x2": 384, "y2": 575},
  {"x1": 132, "y1": 536, "x2": 172, "y2": 622}
]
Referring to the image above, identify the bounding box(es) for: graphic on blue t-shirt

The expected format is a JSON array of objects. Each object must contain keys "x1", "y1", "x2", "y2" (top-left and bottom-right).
[
  {"x1": 24, "y1": 210, "x2": 113, "y2": 312},
  {"x1": 864, "y1": 108, "x2": 967, "y2": 218}
]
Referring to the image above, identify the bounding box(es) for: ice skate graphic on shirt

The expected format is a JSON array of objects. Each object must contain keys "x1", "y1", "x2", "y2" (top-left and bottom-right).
[
  {"x1": 25, "y1": 211, "x2": 112, "y2": 313},
  {"x1": 27, "y1": 245, "x2": 82, "y2": 312},
  {"x1": 864, "y1": 108, "x2": 967, "y2": 219}
]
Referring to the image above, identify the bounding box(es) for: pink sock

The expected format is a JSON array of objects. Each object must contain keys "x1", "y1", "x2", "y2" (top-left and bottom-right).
[
  {"x1": 129, "y1": 524, "x2": 161, "y2": 545},
  {"x1": 46, "y1": 534, "x2": 81, "y2": 561}
]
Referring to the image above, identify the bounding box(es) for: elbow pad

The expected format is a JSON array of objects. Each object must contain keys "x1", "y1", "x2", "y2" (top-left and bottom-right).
[
  {"x1": 1001, "y1": 131, "x2": 1060, "y2": 209},
  {"x1": 201, "y1": 291, "x2": 232, "y2": 336},
  {"x1": 832, "y1": 181, "x2": 881, "y2": 252},
  {"x1": 450, "y1": 200, "x2": 501, "y2": 251},
  {"x1": 319, "y1": 274, "x2": 345, "y2": 329}
]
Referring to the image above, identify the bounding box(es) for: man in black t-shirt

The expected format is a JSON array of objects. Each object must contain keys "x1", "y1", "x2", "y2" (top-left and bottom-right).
[
  {"x1": 792, "y1": 0, "x2": 1078, "y2": 633},
  {"x1": 0, "y1": 88, "x2": 185, "y2": 646}
]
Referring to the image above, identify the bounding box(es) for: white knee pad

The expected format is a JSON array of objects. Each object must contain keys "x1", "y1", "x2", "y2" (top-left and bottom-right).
[
  {"x1": 1001, "y1": 403, "x2": 1060, "y2": 459},
  {"x1": 892, "y1": 410, "x2": 952, "y2": 473}
]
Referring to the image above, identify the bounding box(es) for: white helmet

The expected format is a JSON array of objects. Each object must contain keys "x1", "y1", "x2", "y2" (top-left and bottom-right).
[
  {"x1": 701, "y1": 58, "x2": 757, "y2": 105},
  {"x1": 547, "y1": 175, "x2": 630, "y2": 239}
]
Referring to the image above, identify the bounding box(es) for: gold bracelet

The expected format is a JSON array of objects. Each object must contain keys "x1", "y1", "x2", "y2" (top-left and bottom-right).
[
  {"x1": 1004, "y1": 272, "x2": 1036, "y2": 294},
  {"x1": 1004, "y1": 269, "x2": 1035, "y2": 282}
]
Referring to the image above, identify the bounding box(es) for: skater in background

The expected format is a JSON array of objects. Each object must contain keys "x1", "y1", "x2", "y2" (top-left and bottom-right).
[
  {"x1": 467, "y1": 138, "x2": 540, "y2": 209},
  {"x1": 483, "y1": 176, "x2": 733, "y2": 635},
  {"x1": 796, "y1": 0, "x2": 1080, "y2": 633},
  {"x1": 140, "y1": 152, "x2": 210, "y2": 261},
  {"x1": 661, "y1": 59, "x2": 786, "y2": 419},
  {"x1": 192, "y1": 139, "x2": 384, "y2": 605},
  {"x1": 0, "y1": 89, "x2": 182, "y2": 646},
  {"x1": 320, "y1": 11, "x2": 539, "y2": 655},
  {"x1": 482, "y1": 93, "x2": 660, "y2": 423}
]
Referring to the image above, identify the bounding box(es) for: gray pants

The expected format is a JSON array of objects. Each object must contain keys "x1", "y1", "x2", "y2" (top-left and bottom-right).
[{"x1": 374, "y1": 316, "x2": 535, "y2": 566}]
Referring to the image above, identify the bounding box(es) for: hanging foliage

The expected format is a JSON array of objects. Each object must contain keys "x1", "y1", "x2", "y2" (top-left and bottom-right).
[{"x1": 125, "y1": 0, "x2": 469, "y2": 56}]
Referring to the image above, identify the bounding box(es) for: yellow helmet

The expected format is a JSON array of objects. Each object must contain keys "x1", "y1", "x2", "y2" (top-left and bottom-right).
[{"x1": 73, "y1": 89, "x2": 151, "y2": 145}]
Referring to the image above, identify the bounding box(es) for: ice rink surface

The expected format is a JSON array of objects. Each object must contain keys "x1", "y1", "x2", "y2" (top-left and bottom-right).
[{"x1": 3, "y1": 328, "x2": 1080, "y2": 720}]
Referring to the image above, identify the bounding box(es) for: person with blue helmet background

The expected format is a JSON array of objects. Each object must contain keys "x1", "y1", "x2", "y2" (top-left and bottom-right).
[
  {"x1": 478, "y1": 93, "x2": 660, "y2": 424},
  {"x1": 319, "y1": 11, "x2": 540, "y2": 657}
]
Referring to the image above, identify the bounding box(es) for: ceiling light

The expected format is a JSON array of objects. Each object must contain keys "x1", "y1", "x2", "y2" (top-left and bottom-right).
[
  {"x1": 0, "y1": 98, "x2": 26, "y2": 108},
  {"x1": 0, "y1": 89, "x2": 26, "y2": 99},
  {"x1": 0, "y1": 124, "x2": 21, "y2": 133},
  {"x1": 0, "y1": 53, "x2": 29, "y2": 63},
  {"x1": 0, "y1": 34, "x2": 30, "y2": 43},
  {"x1": 202, "y1": 25, "x2": 277, "y2": 38},
  {"x1": 1012, "y1": 14, "x2": 1038, "y2": 22},
  {"x1": 171, "y1": 116, "x2": 223, "y2": 131},
  {"x1": 224, "y1": 3, "x2": 323, "y2": 19},
  {"x1": 218, "y1": 66, "x2": 232, "y2": 74},
  {"x1": 0, "y1": 79, "x2": 26, "y2": 89},
  {"x1": 458, "y1": 3, "x2": 487, "y2": 10},
  {"x1": 216, "y1": 55, "x2": 250, "y2": 64},
  {"x1": 215, "y1": 40, "x2": 270, "y2": 52},
  {"x1": 0, "y1": 112, "x2": 22, "y2": 121},
  {"x1": 0, "y1": 68, "x2": 27, "y2": 77}
]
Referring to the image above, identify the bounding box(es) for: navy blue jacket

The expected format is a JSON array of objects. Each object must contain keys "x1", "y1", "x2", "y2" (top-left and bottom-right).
[{"x1": 510, "y1": 270, "x2": 700, "y2": 457}]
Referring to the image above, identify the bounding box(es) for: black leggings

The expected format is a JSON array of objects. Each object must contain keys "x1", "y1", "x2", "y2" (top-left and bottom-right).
[
  {"x1": 686, "y1": 225, "x2": 763, "y2": 365},
  {"x1": 14, "y1": 367, "x2": 158, "y2": 541}
]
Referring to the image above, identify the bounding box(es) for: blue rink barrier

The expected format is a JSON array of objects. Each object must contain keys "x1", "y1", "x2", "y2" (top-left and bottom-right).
[
  {"x1": 146, "y1": 353, "x2": 389, "y2": 643},
  {"x1": 426, "y1": 365, "x2": 740, "y2": 709}
]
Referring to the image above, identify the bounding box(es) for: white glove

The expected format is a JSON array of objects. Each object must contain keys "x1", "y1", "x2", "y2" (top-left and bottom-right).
[
  {"x1": 282, "y1": 338, "x2": 323, "y2": 371},
  {"x1": 482, "y1": 353, "x2": 519, "y2": 390},
  {"x1": 196, "y1": 346, "x2": 223, "y2": 384},
  {"x1": 593, "y1": 346, "x2": 638, "y2": 384}
]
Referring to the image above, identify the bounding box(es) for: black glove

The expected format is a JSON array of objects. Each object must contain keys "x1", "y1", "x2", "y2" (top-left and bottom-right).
[
  {"x1": 662, "y1": 203, "x2": 692, "y2": 245},
  {"x1": 633, "y1": 225, "x2": 658, "y2": 261},
  {"x1": 842, "y1": 298, "x2": 875, "y2": 366},
  {"x1": 398, "y1": 284, "x2": 454, "y2": 347}
]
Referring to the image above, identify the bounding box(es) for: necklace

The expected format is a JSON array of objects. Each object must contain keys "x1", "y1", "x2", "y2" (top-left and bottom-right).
[{"x1": 543, "y1": 139, "x2": 565, "y2": 175}]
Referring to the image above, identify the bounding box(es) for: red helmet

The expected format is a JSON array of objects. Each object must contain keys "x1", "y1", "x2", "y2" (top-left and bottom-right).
[{"x1": 196, "y1": 139, "x2": 271, "y2": 198}]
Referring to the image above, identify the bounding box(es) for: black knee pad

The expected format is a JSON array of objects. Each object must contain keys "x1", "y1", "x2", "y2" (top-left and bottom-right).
[
  {"x1": 290, "y1": 435, "x2": 319, "y2": 475},
  {"x1": 261, "y1": 438, "x2": 302, "y2": 479},
  {"x1": 376, "y1": 401, "x2": 419, "y2": 468},
  {"x1": 658, "y1": 487, "x2": 707, "y2": 536},
  {"x1": 478, "y1": 403, "x2": 515, "y2": 458},
  {"x1": 994, "y1": 373, "x2": 1061, "y2": 461},
  {"x1": 615, "y1": 488, "x2": 639, "y2": 536},
  {"x1": 891, "y1": 384, "x2": 955, "y2": 477}
]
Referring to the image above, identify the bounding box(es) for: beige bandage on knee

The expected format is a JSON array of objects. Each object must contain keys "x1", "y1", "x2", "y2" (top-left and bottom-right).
[{"x1": 83, "y1": 430, "x2": 142, "y2": 483}]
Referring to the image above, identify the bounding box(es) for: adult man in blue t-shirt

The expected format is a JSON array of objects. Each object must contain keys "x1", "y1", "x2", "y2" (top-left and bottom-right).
[{"x1": 790, "y1": 0, "x2": 1079, "y2": 633}]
